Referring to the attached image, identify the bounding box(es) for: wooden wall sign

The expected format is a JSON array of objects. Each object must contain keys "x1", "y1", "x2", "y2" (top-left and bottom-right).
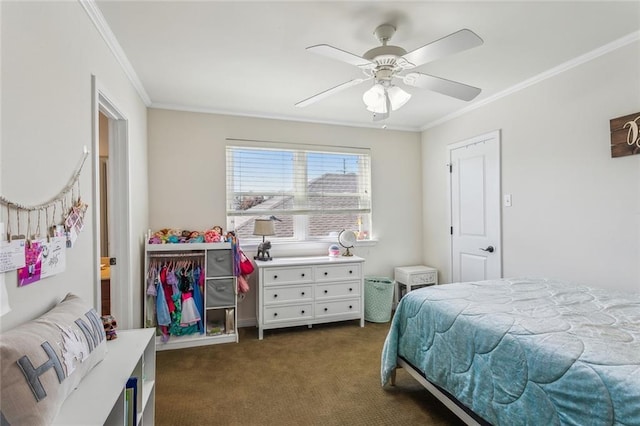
[{"x1": 610, "y1": 112, "x2": 640, "y2": 158}]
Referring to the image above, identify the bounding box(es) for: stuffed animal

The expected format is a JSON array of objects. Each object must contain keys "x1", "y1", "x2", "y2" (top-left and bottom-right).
[{"x1": 101, "y1": 315, "x2": 118, "y2": 340}]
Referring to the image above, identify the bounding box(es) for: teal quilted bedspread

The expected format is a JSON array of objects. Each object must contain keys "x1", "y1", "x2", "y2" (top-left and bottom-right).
[{"x1": 381, "y1": 278, "x2": 640, "y2": 425}]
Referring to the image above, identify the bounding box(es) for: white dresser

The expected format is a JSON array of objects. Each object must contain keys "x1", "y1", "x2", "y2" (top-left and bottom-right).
[{"x1": 256, "y1": 256, "x2": 365, "y2": 340}]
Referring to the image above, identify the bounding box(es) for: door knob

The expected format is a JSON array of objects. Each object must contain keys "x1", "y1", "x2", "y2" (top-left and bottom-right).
[{"x1": 480, "y1": 246, "x2": 495, "y2": 253}]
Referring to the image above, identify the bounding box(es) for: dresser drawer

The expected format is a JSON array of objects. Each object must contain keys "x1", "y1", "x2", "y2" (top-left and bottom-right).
[
  {"x1": 315, "y1": 281, "x2": 360, "y2": 300},
  {"x1": 315, "y1": 299, "x2": 360, "y2": 317},
  {"x1": 315, "y1": 264, "x2": 361, "y2": 282},
  {"x1": 264, "y1": 304, "x2": 313, "y2": 324},
  {"x1": 264, "y1": 285, "x2": 313, "y2": 305},
  {"x1": 263, "y1": 266, "x2": 313, "y2": 286}
]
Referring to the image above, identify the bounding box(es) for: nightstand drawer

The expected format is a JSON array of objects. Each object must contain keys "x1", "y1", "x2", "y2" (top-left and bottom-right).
[
  {"x1": 394, "y1": 266, "x2": 438, "y2": 285},
  {"x1": 409, "y1": 272, "x2": 437, "y2": 285},
  {"x1": 315, "y1": 264, "x2": 361, "y2": 282},
  {"x1": 264, "y1": 285, "x2": 313, "y2": 305},
  {"x1": 264, "y1": 267, "x2": 313, "y2": 286}
]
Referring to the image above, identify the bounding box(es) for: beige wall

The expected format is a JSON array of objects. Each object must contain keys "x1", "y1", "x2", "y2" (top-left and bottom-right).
[
  {"x1": 422, "y1": 40, "x2": 640, "y2": 292},
  {"x1": 147, "y1": 109, "x2": 423, "y2": 324},
  {"x1": 0, "y1": 1, "x2": 149, "y2": 331}
]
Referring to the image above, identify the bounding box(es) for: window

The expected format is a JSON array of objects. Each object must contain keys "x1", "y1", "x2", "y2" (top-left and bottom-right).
[{"x1": 226, "y1": 142, "x2": 371, "y2": 242}]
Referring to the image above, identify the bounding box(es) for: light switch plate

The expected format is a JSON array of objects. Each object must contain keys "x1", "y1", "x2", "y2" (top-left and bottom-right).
[{"x1": 504, "y1": 194, "x2": 512, "y2": 207}]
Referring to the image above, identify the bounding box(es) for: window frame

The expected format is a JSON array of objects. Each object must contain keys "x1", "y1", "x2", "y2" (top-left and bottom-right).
[{"x1": 225, "y1": 139, "x2": 372, "y2": 244}]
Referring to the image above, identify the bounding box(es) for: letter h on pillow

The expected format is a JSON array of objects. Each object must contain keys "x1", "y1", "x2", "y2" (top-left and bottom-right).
[{"x1": 0, "y1": 293, "x2": 107, "y2": 425}]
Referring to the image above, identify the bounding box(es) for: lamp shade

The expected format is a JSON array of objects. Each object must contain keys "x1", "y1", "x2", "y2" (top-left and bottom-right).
[
  {"x1": 387, "y1": 86, "x2": 411, "y2": 110},
  {"x1": 253, "y1": 219, "x2": 275, "y2": 237},
  {"x1": 362, "y1": 84, "x2": 386, "y2": 113},
  {"x1": 363, "y1": 84, "x2": 411, "y2": 113}
]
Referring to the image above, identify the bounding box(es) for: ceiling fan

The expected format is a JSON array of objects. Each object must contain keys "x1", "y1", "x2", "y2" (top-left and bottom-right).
[{"x1": 295, "y1": 24, "x2": 483, "y2": 121}]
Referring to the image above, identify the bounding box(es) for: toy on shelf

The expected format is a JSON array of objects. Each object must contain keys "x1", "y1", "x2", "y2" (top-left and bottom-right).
[
  {"x1": 101, "y1": 315, "x2": 118, "y2": 340},
  {"x1": 147, "y1": 225, "x2": 229, "y2": 244}
]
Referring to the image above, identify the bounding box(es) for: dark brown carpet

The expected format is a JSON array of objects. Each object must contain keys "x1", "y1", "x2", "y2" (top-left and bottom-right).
[{"x1": 155, "y1": 321, "x2": 464, "y2": 425}]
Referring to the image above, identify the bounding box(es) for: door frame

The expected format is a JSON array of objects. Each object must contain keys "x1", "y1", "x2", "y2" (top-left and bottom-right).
[
  {"x1": 447, "y1": 129, "x2": 502, "y2": 282},
  {"x1": 91, "y1": 75, "x2": 132, "y2": 327}
]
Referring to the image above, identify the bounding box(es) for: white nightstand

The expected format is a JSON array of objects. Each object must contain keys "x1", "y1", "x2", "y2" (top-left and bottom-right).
[{"x1": 394, "y1": 265, "x2": 438, "y2": 306}]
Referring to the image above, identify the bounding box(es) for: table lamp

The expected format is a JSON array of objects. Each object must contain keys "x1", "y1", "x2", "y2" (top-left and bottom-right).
[{"x1": 253, "y1": 218, "x2": 275, "y2": 261}]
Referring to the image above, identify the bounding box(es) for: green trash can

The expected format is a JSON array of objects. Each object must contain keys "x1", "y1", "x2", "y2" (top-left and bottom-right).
[{"x1": 364, "y1": 277, "x2": 395, "y2": 323}]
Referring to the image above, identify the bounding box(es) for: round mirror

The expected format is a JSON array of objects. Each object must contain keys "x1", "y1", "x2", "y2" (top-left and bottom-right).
[{"x1": 338, "y1": 230, "x2": 357, "y2": 256}]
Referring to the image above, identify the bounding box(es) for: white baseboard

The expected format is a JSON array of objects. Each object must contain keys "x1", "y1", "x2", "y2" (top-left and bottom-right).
[{"x1": 238, "y1": 317, "x2": 257, "y2": 328}]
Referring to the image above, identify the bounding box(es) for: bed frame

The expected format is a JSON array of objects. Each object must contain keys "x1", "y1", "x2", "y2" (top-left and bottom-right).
[{"x1": 391, "y1": 358, "x2": 483, "y2": 426}]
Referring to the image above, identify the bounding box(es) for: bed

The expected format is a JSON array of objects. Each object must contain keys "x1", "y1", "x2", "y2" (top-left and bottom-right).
[{"x1": 381, "y1": 278, "x2": 640, "y2": 425}]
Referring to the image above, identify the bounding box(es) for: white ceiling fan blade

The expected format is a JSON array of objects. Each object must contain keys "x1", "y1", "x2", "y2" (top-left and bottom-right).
[
  {"x1": 295, "y1": 78, "x2": 368, "y2": 108},
  {"x1": 401, "y1": 29, "x2": 483, "y2": 69},
  {"x1": 402, "y1": 72, "x2": 481, "y2": 101},
  {"x1": 306, "y1": 44, "x2": 375, "y2": 69}
]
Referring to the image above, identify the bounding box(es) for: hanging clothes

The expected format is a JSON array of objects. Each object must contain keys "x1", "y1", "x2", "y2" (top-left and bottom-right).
[
  {"x1": 146, "y1": 255, "x2": 205, "y2": 342},
  {"x1": 192, "y1": 265, "x2": 205, "y2": 334}
]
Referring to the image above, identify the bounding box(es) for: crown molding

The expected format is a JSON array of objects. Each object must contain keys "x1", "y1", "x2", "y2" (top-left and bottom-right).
[
  {"x1": 421, "y1": 30, "x2": 640, "y2": 131},
  {"x1": 150, "y1": 102, "x2": 419, "y2": 133},
  {"x1": 79, "y1": 0, "x2": 151, "y2": 106}
]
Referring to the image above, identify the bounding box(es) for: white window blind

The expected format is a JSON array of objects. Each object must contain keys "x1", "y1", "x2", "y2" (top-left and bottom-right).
[{"x1": 226, "y1": 144, "x2": 371, "y2": 240}]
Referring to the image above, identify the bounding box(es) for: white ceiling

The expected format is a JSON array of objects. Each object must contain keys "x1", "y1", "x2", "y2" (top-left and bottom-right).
[{"x1": 94, "y1": 1, "x2": 640, "y2": 131}]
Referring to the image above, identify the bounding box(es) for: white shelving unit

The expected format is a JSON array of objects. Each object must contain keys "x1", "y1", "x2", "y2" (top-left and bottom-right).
[
  {"x1": 53, "y1": 328, "x2": 156, "y2": 426},
  {"x1": 144, "y1": 242, "x2": 238, "y2": 350}
]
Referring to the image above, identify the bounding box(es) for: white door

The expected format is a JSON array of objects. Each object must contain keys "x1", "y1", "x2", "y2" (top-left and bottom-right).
[{"x1": 449, "y1": 130, "x2": 501, "y2": 283}]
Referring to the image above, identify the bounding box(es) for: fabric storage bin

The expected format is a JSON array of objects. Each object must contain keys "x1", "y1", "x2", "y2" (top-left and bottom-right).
[
  {"x1": 206, "y1": 249, "x2": 233, "y2": 277},
  {"x1": 206, "y1": 278, "x2": 235, "y2": 308}
]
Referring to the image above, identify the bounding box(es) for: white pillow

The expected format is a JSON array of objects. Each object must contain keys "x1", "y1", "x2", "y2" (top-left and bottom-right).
[{"x1": 0, "y1": 293, "x2": 107, "y2": 425}]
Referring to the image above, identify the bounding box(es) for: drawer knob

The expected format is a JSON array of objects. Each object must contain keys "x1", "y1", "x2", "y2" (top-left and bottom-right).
[
  {"x1": 301, "y1": 273, "x2": 305, "y2": 277},
  {"x1": 324, "y1": 290, "x2": 328, "y2": 294},
  {"x1": 349, "y1": 288, "x2": 353, "y2": 292},
  {"x1": 324, "y1": 307, "x2": 328, "y2": 312},
  {"x1": 349, "y1": 270, "x2": 353, "y2": 274},
  {"x1": 273, "y1": 275, "x2": 278, "y2": 279},
  {"x1": 274, "y1": 313, "x2": 278, "y2": 317},
  {"x1": 301, "y1": 291, "x2": 305, "y2": 296},
  {"x1": 324, "y1": 272, "x2": 328, "y2": 276},
  {"x1": 349, "y1": 305, "x2": 353, "y2": 309},
  {"x1": 274, "y1": 294, "x2": 278, "y2": 298},
  {"x1": 301, "y1": 310, "x2": 305, "y2": 314}
]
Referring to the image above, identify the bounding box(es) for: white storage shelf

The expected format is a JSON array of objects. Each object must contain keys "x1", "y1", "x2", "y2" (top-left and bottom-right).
[
  {"x1": 53, "y1": 328, "x2": 156, "y2": 426},
  {"x1": 145, "y1": 243, "x2": 238, "y2": 350}
]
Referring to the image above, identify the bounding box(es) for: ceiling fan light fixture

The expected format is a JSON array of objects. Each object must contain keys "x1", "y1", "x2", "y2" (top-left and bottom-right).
[
  {"x1": 363, "y1": 84, "x2": 411, "y2": 113},
  {"x1": 387, "y1": 86, "x2": 411, "y2": 111},
  {"x1": 363, "y1": 84, "x2": 387, "y2": 113}
]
